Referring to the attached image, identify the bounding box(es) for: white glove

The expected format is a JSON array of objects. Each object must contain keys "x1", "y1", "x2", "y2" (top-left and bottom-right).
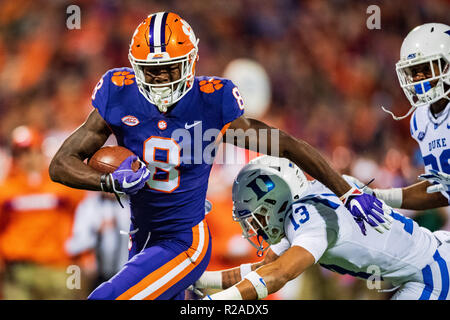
[
  {"x1": 186, "y1": 283, "x2": 205, "y2": 297},
  {"x1": 342, "y1": 174, "x2": 375, "y2": 195},
  {"x1": 418, "y1": 169, "x2": 450, "y2": 194},
  {"x1": 343, "y1": 174, "x2": 402, "y2": 209},
  {"x1": 186, "y1": 271, "x2": 222, "y2": 297}
]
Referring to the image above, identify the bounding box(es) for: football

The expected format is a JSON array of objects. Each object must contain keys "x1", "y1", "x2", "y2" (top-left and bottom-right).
[{"x1": 88, "y1": 146, "x2": 140, "y2": 173}]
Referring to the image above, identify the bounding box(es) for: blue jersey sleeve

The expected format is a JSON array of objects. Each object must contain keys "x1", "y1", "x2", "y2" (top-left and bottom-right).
[
  {"x1": 221, "y1": 80, "x2": 245, "y2": 127},
  {"x1": 91, "y1": 70, "x2": 112, "y2": 119}
]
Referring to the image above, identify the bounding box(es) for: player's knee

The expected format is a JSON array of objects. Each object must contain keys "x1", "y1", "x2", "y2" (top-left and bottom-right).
[{"x1": 88, "y1": 281, "x2": 119, "y2": 300}]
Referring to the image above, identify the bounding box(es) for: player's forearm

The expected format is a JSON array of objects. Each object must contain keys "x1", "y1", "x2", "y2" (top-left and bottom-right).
[
  {"x1": 280, "y1": 133, "x2": 351, "y2": 196},
  {"x1": 198, "y1": 262, "x2": 263, "y2": 290},
  {"x1": 210, "y1": 261, "x2": 293, "y2": 300},
  {"x1": 236, "y1": 262, "x2": 290, "y2": 299},
  {"x1": 372, "y1": 181, "x2": 448, "y2": 210},
  {"x1": 206, "y1": 247, "x2": 312, "y2": 300},
  {"x1": 400, "y1": 181, "x2": 448, "y2": 210},
  {"x1": 49, "y1": 154, "x2": 103, "y2": 191}
]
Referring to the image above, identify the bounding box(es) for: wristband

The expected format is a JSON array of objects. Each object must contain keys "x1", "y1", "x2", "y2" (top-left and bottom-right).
[
  {"x1": 339, "y1": 187, "x2": 361, "y2": 204},
  {"x1": 240, "y1": 263, "x2": 252, "y2": 280},
  {"x1": 100, "y1": 174, "x2": 125, "y2": 208},
  {"x1": 373, "y1": 188, "x2": 403, "y2": 208},
  {"x1": 196, "y1": 271, "x2": 222, "y2": 289},
  {"x1": 100, "y1": 175, "x2": 105, "y2": 192},
  {"x1": 244, "y1": 271, "x2": 268, "y2": 300},
  {"x1": 100, "y1": 174, "x2": 113, "y2": 193},
  {"x1": 204, "y1": 286, "x2": 242, "y2": 300},
  {"x1": 100, "y1": 174, "x2": 123, "y2": 194}
]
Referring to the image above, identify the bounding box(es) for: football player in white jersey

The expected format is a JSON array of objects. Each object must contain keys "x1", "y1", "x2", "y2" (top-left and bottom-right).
[
  {"x1": 194, "y1": 156, "x2": 450, "y2": 300},
  {"x1": 348, "y1": 23, "x2": 450, "y2": 211}
]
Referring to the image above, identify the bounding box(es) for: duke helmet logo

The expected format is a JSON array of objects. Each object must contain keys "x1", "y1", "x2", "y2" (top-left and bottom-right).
[{"x1": 246, "y1": 175, "x2": 275, "y2": 200}]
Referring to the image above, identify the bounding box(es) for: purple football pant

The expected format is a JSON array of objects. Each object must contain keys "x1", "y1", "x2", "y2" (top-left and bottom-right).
[{"x1": 88, "y1": 219, "x2": 211, "y2": 300}]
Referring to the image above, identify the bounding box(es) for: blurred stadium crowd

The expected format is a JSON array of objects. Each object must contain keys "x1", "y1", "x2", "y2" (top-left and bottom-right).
[{"x1": 0, "y1": 0, "x2": 449, "y2": 300}]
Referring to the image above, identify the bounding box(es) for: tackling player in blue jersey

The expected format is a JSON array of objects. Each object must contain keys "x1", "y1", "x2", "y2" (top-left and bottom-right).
[
  {"x1": 347, "y1": 23, "x2": 450, "y2": 211},
  {"x1": 49, "y1": 12, "x2": 391, "y2": 300}
]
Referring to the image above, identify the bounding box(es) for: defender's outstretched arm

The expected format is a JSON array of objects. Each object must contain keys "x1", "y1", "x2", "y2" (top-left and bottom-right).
[
  {"x1": 401, "y1": 181, "x2": 448, "y2": 209},
  {"x1": 200, "y1": 246, "x2": 315, "y2": 300}
]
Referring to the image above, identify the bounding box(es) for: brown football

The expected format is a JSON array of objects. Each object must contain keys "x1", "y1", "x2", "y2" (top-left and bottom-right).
[{"x1": 88, "y1": 146, "x2": 140, "y2": 173}]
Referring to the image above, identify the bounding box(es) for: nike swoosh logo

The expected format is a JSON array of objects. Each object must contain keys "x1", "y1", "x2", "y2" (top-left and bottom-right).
[
  {"x1": 185, "y1": 121, "x2": 202, "y2": 129},
  {"x1": 122, "y1": 170, "x2": 149, "y2": 189},
  {"x1": 122, "y1": 177, "x2": 142, "y2": 189},
  {"x1": 350, "y1": 199, "x2": 365, "y2": 216},
  {"x1": 259, "y1": 278, "x2": 267, "y2": 287}
]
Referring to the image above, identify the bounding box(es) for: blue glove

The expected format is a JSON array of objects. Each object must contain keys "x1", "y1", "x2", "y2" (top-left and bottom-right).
[
  {"x1": 101, "y1": 155, "x2": 150, "y2": 195},
  {"x1": 341, "y1": 187, "x2": 393, "y2": 236}
]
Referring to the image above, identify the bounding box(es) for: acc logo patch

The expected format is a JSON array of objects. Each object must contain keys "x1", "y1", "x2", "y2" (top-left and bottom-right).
[
  {"x1": 199, "y1": 78, "x2": 223, "y2": 93},
  {"x1": 121, "y1": 115, "x2": 140, "y2": 126},
  {"x1": 112, "y1": 71, "x2": 135, "y2": 86}
]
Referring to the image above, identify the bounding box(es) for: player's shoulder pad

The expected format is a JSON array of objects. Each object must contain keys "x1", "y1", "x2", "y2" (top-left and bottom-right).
[
  {"x1": 409, "y1": 107, "x2": 428, "y2": 142},
  {"x1": 92, "y1": 67, "x2": 136, "y2": 98},
  {"x1": 195, "y1": 76, "x2": 235, "y2": 97},
  {"x1": 91, "y1": 67, "x2": 136, "y2": 118},
  {"x1": 104, "y1": 67, "x2": 136, "y2": 90}
]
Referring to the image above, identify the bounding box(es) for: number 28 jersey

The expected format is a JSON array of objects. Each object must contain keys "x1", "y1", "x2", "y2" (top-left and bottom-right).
[
  {"x1": 410, "y1": 102, "x2": 450, "y2": 201},
  {"x1": 91, "y1": 67, "x2": 244, "y2": 233}
]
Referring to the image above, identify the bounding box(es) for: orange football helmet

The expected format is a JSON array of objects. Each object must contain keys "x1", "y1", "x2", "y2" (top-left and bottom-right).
[{"x1": 129, "y1": 12, "x2": 199, "y2": 112}]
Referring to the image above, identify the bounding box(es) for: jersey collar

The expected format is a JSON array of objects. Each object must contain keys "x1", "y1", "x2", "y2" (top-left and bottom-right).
[{"x1": 427, "y1": 101, "x2": 450, "y2": 127}]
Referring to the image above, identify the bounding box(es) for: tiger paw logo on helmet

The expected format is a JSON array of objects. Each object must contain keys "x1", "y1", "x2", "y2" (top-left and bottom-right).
[
  {"x1": 111, "y1": 71, "x2": 135, "y2": 86},
  {"x1": 199, "y1": 78, "x2": 223, "y2": 93}
]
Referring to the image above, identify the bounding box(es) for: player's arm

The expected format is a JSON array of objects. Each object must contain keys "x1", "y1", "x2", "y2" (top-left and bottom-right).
[
  {"x1": 226, "y1": 116, "x2": 351, "y2": 197},
  {"x1": 194, "y1": 248, "x2": 278, "y2": 292},
  {"x1": 402, "y1": 180, "x2": 448, "y2": 209},
  {"x1": 49, "y1": 109, "x2": 111, "y2": 191},
  {"x1": 205, "y1": 246, "x2": 315, "y2": 300},
  {"x1": 344, "y1": 175, "x2": 448, "y2": 210}
]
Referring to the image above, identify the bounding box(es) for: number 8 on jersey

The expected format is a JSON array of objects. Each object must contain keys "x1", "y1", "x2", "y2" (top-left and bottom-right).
[{"x1": 143, "y1": 137, "x2": 181, "y2": 193}]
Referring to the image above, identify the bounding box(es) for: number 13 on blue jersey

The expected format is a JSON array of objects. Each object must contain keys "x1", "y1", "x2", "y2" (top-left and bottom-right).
[{"x1": 289, "y1": 204, "x2": 310, "y2": 230}]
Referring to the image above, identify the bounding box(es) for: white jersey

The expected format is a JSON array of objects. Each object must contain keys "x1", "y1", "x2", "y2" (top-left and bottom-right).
[
  {"x1": 410, "y1": 102, "x2": 450, "y2": 200},
  {"x1": 270, "y1": 180, "x2": 450, "y2": 299}
]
